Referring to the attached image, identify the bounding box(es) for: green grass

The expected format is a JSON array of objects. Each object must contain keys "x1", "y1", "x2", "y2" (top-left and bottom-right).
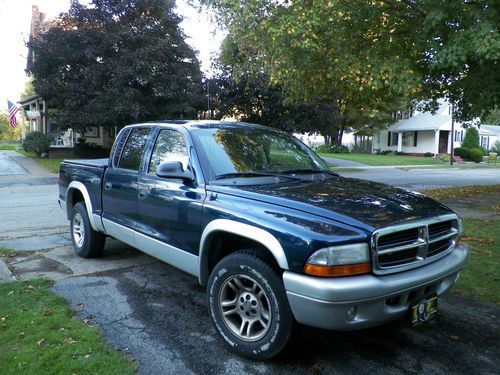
[
  {"x1": 319, "y1": 152, "x2": 447, "y2": 166},
  {"x1": 15, "y1": 150, "x2": 64, "y2": 174},
  {"x1": 455, "y1": 218, "x2": 499, "y2": 304},
  {"x1": 423, "y1": 185, "x2": 500, "y2": 200},
  {"x1": 0, "y1": 144, "x2": 20, "y2": 150},
  {"x1": 0, "y1": 279, "x2": 136, "y2": 375}
]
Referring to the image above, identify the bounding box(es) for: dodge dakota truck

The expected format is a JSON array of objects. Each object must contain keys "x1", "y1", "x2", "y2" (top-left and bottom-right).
[{"x1": 59, "y1": 120, "x2": 468, "y2": 359}]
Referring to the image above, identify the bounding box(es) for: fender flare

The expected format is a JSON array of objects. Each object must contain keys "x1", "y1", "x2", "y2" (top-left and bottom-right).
[
  {"x1": 198, "y1": 219, "x2": 289, "y2": 285},
  {"x1": 66, "y1": 181, "x2": 99, "y2": 231}
]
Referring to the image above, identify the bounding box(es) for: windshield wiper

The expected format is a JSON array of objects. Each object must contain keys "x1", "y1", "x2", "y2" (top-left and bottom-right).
[
  {"x1": 214, "y1": 172, "x2": 300, "y2": 181},
  {"x1": 280, "y1": 168, "x2": 339, "y2": 176}
]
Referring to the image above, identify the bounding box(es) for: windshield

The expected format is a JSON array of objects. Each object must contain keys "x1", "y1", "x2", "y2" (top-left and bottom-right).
[{"x1": 190, "y1": 126, "x2": 330, "y2": 180}]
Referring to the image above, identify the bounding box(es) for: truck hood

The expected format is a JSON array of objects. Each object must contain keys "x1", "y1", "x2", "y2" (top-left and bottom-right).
[{"x1": 217, "y1": 176, "x2": 454, "y2": 231}]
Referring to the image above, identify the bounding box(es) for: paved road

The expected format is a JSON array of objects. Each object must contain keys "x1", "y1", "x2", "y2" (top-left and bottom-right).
[
  {"x1": 339, "y1": 167, "x2": 500, "y2": 190},
  {"x1": 0, "y1": 151, "x2": 68, "y2": 250}
]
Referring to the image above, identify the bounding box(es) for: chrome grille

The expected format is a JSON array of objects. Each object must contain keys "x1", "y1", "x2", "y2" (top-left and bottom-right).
[{"x1": 372, "y1": 214, "x2": 460, "y2": 275}]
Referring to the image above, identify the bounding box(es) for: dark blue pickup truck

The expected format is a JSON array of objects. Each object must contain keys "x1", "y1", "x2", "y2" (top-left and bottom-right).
[{"x1": 59, "y1": 120, "x2": 468, "y2": 359}]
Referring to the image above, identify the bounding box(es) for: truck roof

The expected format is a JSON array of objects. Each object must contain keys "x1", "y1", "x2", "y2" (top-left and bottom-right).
[{"x1": 125, "y1": 119, "x2": 275, "y2": 132}]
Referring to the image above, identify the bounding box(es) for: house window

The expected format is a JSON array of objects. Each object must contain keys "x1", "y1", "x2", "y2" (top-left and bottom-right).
[
  {"x1": 402, "y1": 131, "x2": 418, "y2": 147},
  {"x1": 387, "y1": 132, "x2": 398, "y2": 146},
  {"x1": 481, "y1": 136, "x2": 489, "y2": 150}
]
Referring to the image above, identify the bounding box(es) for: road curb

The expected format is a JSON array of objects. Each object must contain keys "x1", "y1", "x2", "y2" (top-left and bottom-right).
[{"x1": 0, "y1": 257, "x2": 15, "y2": 283}]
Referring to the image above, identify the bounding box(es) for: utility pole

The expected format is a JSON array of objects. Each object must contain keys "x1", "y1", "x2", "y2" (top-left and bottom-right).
[
  {"x1": 207, "y1": 80, "x2": 211, "y2": 119},
  {"x1": 450, "y1": 103, "x2": 454, "y2": 166}
]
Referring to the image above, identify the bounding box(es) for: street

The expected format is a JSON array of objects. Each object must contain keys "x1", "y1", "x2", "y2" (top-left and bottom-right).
[{"x1": 1, "y1": 150, "x2": 499, "y2": 374}]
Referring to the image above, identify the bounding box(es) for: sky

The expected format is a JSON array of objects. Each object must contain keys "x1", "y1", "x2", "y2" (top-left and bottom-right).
[{"x1": 0, "y1": 0, "x2": 223, "y2": 111}]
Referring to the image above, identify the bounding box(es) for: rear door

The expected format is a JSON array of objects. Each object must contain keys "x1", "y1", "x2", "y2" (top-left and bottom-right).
[
  {"x1": 102, "y1": 127, "x2": 152, "y2": 242},
  {"x1": 136, "y1": 127, "x2": 206, "y2": 254}
]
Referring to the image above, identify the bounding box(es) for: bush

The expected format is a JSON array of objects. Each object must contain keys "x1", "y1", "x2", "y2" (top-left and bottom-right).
[
  {"x1": 22, "y1": 131, "x2": 50, "y2": 157},
  {"x1": 314, "y1": 144, "x2": 349, "y2": 154},
  {"x1": 462, "y1": 128, "x2": 480, "y2": 149},
  {"x1": 424, "y1": 152, "x2": 433, "y2": 157},
  {"x1": 468, "y1": 148, "x2": 484, "y2": 163},
  {"x1": 72, "y1": 140, "x2": 109, "y2": 158},
  {"x1": 395, "y1": 151, "x2": 404, "y2": 155},
  {"x1": 380, "y1": 150, "x2": 393, "y2": 155},
  {"x1": 454, "y1": 147, "x2": 470, "y2": 159},
  {"x1": 490, "y1": 140, "x2": 500, "y2": 153},
  {"x1": 439, "y1": 154, "x2": 451, "y2": 162}
]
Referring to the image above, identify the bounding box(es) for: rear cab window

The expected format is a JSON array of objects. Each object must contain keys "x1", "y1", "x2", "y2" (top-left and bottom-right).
[{"x1": 115, "y1": 127, "x2": 151, "y2": 171}]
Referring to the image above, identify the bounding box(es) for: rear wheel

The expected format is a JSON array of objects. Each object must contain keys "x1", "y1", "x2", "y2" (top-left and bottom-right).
[
  {"x1": 207, "y1": 251, "x2": 293, "y2": 360},
  {"x1": 70, "y1": 202, "x2": 105, "y2": 258}
]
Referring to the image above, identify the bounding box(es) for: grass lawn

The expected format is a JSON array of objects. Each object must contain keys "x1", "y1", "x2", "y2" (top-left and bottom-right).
[
  {"x1": 319, "y1": 152, "x2": 447, "y2": 166},
  {"x1": 0, "y1": 279, "x2": 136, "y2": 375},
  {"x1": 15, "y1": 150, "x2": 64, "y2": 174},
  {"x1": 0, "y1": 144, "x2": 20, "y2": 150},
  {"x1": 423, "y1": 185, "x2": 500, "y2": 200},
  {"x1": 454, "y1": 218, "x2": 499, "y2": 303}
]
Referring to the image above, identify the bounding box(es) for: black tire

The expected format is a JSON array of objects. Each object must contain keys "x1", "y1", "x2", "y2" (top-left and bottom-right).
[
  {"x1": 207, "y1": 250, "x2": 294, "y2": 360},
  {"x1": 70, "y1": 202, "x2": 105, "y2": 258}
]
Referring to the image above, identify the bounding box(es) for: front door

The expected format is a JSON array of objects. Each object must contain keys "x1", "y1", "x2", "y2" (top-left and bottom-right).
[
  {"x1": 102, "y1": 127, "x2": 151, "y2": 240},
  {"x1": 439, "y1": 131, "x2": 449, "y2": 154},
  {"x1": 136, "y1": 128, "x2": 206, "y2": 255}
]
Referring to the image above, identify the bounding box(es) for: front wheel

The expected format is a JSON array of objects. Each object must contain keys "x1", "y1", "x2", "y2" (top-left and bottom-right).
[
  {"x1": 70, "y1": 202, "x2": 105, "y2": 258},
  {"x1": 207, "y1": 251, "x2": 294, "y2": 360}
]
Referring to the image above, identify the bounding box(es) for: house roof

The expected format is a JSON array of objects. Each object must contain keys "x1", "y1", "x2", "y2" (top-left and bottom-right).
[
  {"x1": 479, "y1": 124, "x2": 500, "y2": 137},
  {"x1": 388, "y1": 100, "x2": 455, "y2": 132}
]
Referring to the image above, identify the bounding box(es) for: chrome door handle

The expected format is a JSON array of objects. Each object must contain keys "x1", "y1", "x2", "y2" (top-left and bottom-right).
[
  {"x1": 138, "y1": 190, "x2": 147, "y2": 199},
  {"x1": 104, "y1": 182, "x2": 112, "y2": 191}
]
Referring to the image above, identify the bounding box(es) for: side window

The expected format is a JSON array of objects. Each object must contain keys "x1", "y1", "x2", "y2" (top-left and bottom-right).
[
  {"x1": 112, "y1": 128, "x2": 130, "y2": 168},
  {"x1": 149, "y1": 129, "x2": 189, "y2": 174},
  {"x1": 117, "y1": 128, "x2": 151, "y2": 171}
]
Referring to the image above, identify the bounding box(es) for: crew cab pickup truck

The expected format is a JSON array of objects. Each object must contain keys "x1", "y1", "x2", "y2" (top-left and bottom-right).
[{"x1": 59, "y1": 120, "x2": 468, "y2": 359}]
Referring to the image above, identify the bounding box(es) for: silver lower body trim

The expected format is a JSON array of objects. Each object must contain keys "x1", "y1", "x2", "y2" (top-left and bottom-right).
[
  {"x1": 102, "y1": 218, "x2": 199, "y2": 277},
  {"x1": 283, "y1": 243, "x2": 468, "y2": 330}
]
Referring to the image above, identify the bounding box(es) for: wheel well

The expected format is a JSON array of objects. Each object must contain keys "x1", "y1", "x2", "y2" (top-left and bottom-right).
[
  {"x1": 67, "y1": 189, "x2": 85, "y2": 217},
  {"x1": 200, "y1": 231, "x2": 282, "y2": 287}
]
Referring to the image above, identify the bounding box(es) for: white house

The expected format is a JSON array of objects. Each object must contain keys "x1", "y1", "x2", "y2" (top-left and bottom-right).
[
  {"x1": 479, "y1": 125, "x2": 500, "y2": 150},
  {"x1": 372, "y1": 100, "x2": 471, "y2": 155}
]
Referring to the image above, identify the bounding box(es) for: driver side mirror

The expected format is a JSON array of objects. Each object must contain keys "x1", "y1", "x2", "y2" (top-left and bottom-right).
[{"x1": 155, "y1": 161, "x2": 194, "y2": 183}]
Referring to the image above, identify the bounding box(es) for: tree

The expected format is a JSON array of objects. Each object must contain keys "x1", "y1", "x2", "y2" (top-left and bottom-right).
[
  {"x1": 462, "y1": 128, "x2": 480, "y2": 150},
  {"x1": 27, "y1": 0, "x2": 204, "y2": 133},
  {"x1": 210, "y1": 33, "x2": 402, "y2": 145},
  {"x1": 202, "y1": 0, "x2": 499, "y2": 122},
  {"x1": 20, "y1": 77, "x2": 35, "y2": 100},
  {"x1": 0, "y1": 113, "x2": 22, "y2": 142}
]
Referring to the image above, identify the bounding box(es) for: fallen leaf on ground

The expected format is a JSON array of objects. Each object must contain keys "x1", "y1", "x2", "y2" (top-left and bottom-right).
[
  {"x1": 36, "y1": 339, "x2": 45, "y2": 346},
  {"x1": 450, "y1": 335, "x2": 460, "y2": 341},
  {"x1": 64, "y1": 337, "x2": 77, "y2": 345},
  {"x1": 42, "y1": 310, "x2": 51, "y2": 317},
  {"x1": 19, "y1": 332, "x2": 25, "y2": 337}
]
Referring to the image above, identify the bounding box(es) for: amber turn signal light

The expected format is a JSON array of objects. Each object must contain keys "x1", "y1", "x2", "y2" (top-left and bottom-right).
[{"x1": 304, "y1": 262, "x2": 371, "y2": 277}]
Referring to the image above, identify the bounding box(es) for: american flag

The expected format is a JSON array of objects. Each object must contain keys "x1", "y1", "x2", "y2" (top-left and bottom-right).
[{"x1": 7, "y1": 100, "x2": 20, "y2": 128}]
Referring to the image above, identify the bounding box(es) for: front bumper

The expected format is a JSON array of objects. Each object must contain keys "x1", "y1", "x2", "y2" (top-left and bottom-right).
[{"x1": 283, "y1": 243, "x2": 468, "y2": 330}]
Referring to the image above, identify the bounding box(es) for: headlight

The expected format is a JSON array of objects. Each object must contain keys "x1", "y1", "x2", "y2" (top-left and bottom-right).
[{"x1": 303, "y1": 243, "x2": 371, "y2": 277}]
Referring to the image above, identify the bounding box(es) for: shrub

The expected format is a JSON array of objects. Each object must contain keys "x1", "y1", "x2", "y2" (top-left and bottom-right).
[
  {"x1": 439, "y1": 154, "x2": 451, "y2": 162},
  {"x1": 490, "y1": 140, "x2": 500, "y2": 153},
  {"x1": 314, "y1": 144, "x2": 349, "y2": 154},
  {"x1": 424, "y1": 152, "x2": 433, "y2": 157},
  {"x1": 22, "y1": 131, "x2": 50, "y2": 157},
  {"x1": 395, "y1": 151, "x2": 404, "y2": 155},
  {"x1": 468, "y1": 148, "x2": 484, "y2": 163},
  {"x1": 461, "y1": 128, "x2": 480, "y2": 149},
  {"x1": 454, "y1": 147, "x2": 470, "y2": 159},
  {"x1": 380, "y1": 150, "x2": 393, "y2": 155},
  {"x1": 72, "y1": 140, "x2": 109, "y2": 158}
]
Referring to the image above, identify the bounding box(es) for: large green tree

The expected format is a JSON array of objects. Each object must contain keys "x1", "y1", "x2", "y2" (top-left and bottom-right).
[
  {"x1": 202, "y1": 0, "x2": 499, "y2": 122},
  {"x1": 27, "y1": 0, "x2": 204, "y2": 133},
  {"x1": 210, "y1": 32, "x2": 402, "y2": 144}
]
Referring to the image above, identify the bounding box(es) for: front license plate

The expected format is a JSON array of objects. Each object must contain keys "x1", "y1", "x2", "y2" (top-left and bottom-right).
[{"x1": 411, "y1": 295, "x2": 438, "y2": 325}]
